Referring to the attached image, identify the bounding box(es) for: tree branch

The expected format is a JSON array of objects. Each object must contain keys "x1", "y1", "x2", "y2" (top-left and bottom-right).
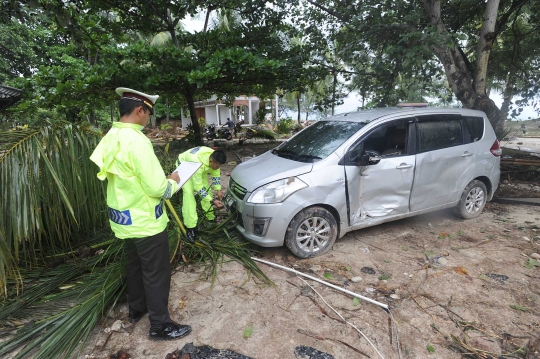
[{"x1": 304, "y1": 0, "x2": 352, "y2": 23}]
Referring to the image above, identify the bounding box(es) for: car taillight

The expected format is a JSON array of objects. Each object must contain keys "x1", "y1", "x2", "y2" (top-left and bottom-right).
[{"x1": 490, "y1": 139, "x2": 502, "y2": 157}]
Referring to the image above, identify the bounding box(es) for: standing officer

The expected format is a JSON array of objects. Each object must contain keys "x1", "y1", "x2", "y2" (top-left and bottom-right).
[
  {"x1": 176, "y1": 146, "x2": 226, "y2": 242},
  {"x1": 90, "y1": 87, "x2": 191, "y2": 340}
]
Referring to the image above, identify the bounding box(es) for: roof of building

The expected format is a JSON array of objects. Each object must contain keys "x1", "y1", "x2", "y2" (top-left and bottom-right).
[{"x1": 0, "y1": 85, "x2": 23, "y2": 112}]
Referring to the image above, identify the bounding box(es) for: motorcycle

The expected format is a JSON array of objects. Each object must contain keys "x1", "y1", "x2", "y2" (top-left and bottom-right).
[
  {"x1": 234, "y1": 119, "x2": 255, "y2": 139},
  {"x1": 205, "y1": 123, "x2": 233, "y2": 141}
]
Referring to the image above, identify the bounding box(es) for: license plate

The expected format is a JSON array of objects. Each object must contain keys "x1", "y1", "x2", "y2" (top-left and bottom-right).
[{"x1": 224, "y1": 193, "x2": 234, "y2": 209}]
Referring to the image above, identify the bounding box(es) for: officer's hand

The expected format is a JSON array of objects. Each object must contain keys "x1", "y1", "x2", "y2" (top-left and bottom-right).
[
  {"x1": 216, "y1": 190, "x2": 224, "y2": 200},
  {"x1": 213, "y1": 200, "x2": 224, "y2": 208},
  {"x1": 167, "y1": 171, "x2": 180, "y2": 185}
]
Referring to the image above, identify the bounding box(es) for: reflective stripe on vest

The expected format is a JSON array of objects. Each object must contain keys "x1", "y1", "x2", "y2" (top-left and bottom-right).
[
  {"x1": 155, "y1": 201, "x2": 164, "y2": 219},
  {"x1": 108, "y1": 207, "x2": 132, "y2": 225}
]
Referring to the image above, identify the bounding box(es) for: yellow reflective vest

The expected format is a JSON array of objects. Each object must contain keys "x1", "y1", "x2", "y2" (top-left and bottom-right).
[
  {"x1": 176, "y1": 146, "x2": 221, "y2": 199},
  {"x1": 90, "y1": 122, "x2": 178, "y2": 239}
]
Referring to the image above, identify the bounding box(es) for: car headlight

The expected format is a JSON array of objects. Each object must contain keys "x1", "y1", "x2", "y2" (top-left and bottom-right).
[{"x1": 248, "y1": 177, "x2": 307, "y2": 204}]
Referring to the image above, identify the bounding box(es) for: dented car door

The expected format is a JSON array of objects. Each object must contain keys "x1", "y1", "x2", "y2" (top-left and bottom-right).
[{"x1": 344, "y1": 119, "x2": 415, "y2": 228}]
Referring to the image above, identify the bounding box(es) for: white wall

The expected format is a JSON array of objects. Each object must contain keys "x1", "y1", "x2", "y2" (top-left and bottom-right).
[{"x1": 218, "y1": 105, "x2": 230, "y2": 125}]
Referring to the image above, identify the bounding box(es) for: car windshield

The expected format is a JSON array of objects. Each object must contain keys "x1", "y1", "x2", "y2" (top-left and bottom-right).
[{"x1": 273, "y1": 120, "x2": 365, "y2": 162}]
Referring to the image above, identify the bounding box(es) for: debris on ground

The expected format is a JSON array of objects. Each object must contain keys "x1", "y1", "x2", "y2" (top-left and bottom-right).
[
  {"x1": 294, "y1": 346, "x2": 335, "y2": 359},
  {"x1": 360, "y1": 266, "x2": 376, "y2": 275},
  {"x1": 165, "y1": 343, "x2": 253, "y2": 359},
  {"x1": 485, "y1": 273, "x2": 509, "y2": 283},
  {"x1": 108, "y1": 350, "x2": 130, "y2": 359}
]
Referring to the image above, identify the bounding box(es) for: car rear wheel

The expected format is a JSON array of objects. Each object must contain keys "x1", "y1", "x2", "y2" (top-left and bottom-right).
[
  {"x1": 453, "y1": 180, "x2": 488, "y2": 219},
  {"x1": 285, "y1": 207, "x2": 338, "y2": 258}
]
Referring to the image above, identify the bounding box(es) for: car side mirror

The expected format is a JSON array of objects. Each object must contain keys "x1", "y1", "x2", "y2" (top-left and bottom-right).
[{"x1": 360, "y1": 150, "x2": 381, "y2": 166}]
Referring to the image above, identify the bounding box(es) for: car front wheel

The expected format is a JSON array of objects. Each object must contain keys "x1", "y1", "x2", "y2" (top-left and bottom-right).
[
  {"x1": 454, "y1": 180, "x2": 488, "y2": 219},
  {"x1": 285, "y1": 207, "x2": 338, "y2": 258}
]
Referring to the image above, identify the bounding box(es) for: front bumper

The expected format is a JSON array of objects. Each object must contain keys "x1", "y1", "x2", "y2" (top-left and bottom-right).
[{"x1": 227, "y1": 191, "x2": 303, "y2": 247}]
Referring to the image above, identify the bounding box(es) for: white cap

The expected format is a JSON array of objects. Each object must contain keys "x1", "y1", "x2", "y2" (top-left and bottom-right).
[{"x1": 115, "y1": 87, "x2": 159, "y2": 108}]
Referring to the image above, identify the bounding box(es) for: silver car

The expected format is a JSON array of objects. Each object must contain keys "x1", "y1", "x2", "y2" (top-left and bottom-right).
[{"x1": 224, "y1": 107, "x2": 501, "y2": 258}]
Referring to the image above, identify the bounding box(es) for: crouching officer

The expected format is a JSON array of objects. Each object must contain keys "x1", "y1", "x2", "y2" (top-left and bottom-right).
[
  {"x1": 176, "y1": 146, "x2": 226, "y2": 242},
  {"x1": 90, "y1": 87, "x2": 191, "y2": 341}
]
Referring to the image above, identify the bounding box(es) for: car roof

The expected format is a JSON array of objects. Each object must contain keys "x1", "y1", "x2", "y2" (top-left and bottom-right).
[{"x1": 326, "y1": 107, "x2": 486, "y2": 123}]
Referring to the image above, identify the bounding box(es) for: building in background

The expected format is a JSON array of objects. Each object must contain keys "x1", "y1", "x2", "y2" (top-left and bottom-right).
[
  {"x1": 0, "y1": 85, "x2": 23, "y2": 113},
  {"x1": 179, "y1": 95, "x2": 278, "y2": 129}
]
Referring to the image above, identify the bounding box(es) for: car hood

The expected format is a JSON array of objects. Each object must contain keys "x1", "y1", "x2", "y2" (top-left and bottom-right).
[{"x1": 230, "y1": 151, "x2": 313, "y2": 192}]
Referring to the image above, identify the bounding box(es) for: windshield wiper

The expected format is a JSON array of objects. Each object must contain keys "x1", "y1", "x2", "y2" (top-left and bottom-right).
[
  {"x1": 272, "y1": 149, "x2": 321, "y2": 162},
  {"x1": 272, "y1": 149, "x2": 298, "y2": 158},
  {"x1": 296, "y1": 154, "x2": 322, "y2": 162}
]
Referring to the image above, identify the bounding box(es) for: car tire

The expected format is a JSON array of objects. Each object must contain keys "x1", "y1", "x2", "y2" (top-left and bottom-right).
[
  {"x1": 453, "y1": 180, "x2": 488, "y2": 219},
  {"x1": 285, "y1": 207, "x2": 338, "y2": 258}
]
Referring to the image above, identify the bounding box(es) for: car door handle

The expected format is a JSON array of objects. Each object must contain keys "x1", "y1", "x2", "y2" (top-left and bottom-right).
[
  {"x1": 461, "y1": 152, "x2": 473, "y2": 157},
  {"x1": 396, "y1": 163, "x2": 413, "y2": 169}
]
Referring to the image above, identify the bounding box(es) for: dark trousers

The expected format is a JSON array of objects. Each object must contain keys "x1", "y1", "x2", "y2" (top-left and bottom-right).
[{"x1": 124, "y1": 230, "x2": 171, "y2": 329}]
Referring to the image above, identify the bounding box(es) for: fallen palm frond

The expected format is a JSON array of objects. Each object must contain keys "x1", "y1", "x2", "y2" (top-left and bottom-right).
[
  {"x1": 166, "y1": 201, "x2": 271, "y2": 286},
  {"x1": 0, "y1": 121, "x2": 271, "y2": 358},
  {"x1": 0, "y1": 121, "x2": 105, "y2": 296},
  {"x1": 0, "y1": 216, "x2": 269, "y2": 358},
  {"x1": 0, "y1": 230, "x2": 124, "y2": 359}
]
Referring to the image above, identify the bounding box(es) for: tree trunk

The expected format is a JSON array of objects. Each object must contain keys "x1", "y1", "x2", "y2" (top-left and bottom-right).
[
  {"x1": 296, "y1": 92, "x2": 301, "y2": 123},
  {"x1": 88, "y1": 111, "x2": 95, "y2": 126},
  {"x1": 185, "y1": 92, "x2": 203, "y2": 145},
  {"x1": 422, "y1": 0, "x2": 503, "y2": 131},
  {"x1": 474, "y1": 0, "x2": 500, "y2": 96},
  {"x1": 499, "y1": 70, "x2": 516, "y2": 134},
  {"x1": 332, "y1": 68, "x2": 337, "y2": 116}
]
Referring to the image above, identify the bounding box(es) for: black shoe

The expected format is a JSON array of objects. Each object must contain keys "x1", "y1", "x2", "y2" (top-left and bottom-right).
[
  {"x1": 128, "y1": 308, "x2": 148, "y2": 323},
  {"x1": 149, "y1": 322, "x2": 192, "y2": 341},
  {"x1": 186, "y1": 228, "x2": 196, "y2": 243}
]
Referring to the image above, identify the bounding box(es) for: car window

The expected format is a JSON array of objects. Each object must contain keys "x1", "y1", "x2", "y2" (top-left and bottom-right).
[
  {"x1": 416, "y1": 119, "x2": 463, "y2": 153},
  {"x1": 274, "y1": 121, "x2": 365, "y2": 162},
  {"x1": 464, "y1": 116, "x2": 484, "y2": 142},
  {"x1": 346, "y1": 119, "x2": 411, "y2": 162}
]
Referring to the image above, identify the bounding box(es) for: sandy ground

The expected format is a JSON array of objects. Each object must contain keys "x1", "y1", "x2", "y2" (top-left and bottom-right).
[
  {"x1": 80, "y1": 141, "x2": 540, "y2": 359},
  {"x1": 81, "y1": 202, "x2": 540, "y2": 359}
]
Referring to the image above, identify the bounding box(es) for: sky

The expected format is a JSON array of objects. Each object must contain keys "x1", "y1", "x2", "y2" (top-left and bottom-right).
[
  {"x1": 334, "y1": 92, "x2": 538, "y2": 121},
  {"x1": 182, "y1": 16, "x2": 538, "y2": 121}
]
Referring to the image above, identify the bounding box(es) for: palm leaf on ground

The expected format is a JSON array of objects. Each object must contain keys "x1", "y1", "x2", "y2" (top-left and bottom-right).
[
  {"x1": 0, "y1": 121, "x2": 105, "y2": 296},
  {"x1": 0, "y1": 122, "x2": 271, "y2": 358}
]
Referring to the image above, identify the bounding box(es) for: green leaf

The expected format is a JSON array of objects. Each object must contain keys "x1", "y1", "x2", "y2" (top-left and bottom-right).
[
  {"x1": 378, "y1": 274, "x2": 390, "y2": 280},
  {"x1": 510, "y1": 304, "x2": 529, "y2": 312},
  {"x1": 427, "y1": 344, "x2": 435, "y2": 353},
  {"x1": 323, "y1": 272, "x2": 333, "y2": 280},
  {"x1": 243, "y1": 325, "x2": 253, "y2": 338},
  {"x1": 345, "y1": 266, "x2": 351, "y2": 271},
  {"x1": 525, "y1": 258, "x2": 538, "y2": 269},
  {"x1": 352, "y1": 297, "x2": 361, "y2": 306}
]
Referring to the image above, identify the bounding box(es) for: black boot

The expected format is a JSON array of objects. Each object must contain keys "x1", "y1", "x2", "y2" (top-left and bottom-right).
[
  {"x1": 186, "y1": 228, "x2": 196, "y2": 243},
  {"x1": 149, "y1": 321, "x2": 191, "y2": 340}
]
